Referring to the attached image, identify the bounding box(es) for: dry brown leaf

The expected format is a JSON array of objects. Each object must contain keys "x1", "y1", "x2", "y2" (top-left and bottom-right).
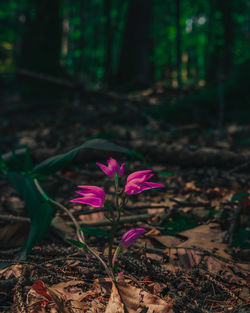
[
  {"x1": 0, "y1": 264, "x2": 23, "y2": 279},
  {"x1": 25, "y1": 280, "x2": 93, "y2": 313},
  {"x1": 175, "y1": 223, "x2": 230, "y2": 259},
  {"x1": 148, "y1": 223, "x2": 250, "y2": 284},
  {"x1": 105, "y1": 281, "x2": 173, "y2": 313},
  {"x1": 145, "y1": 228, "x2": 161, "y2": 237},
  {"x1": 105, "y1": 283, "x2": 125, "y2": 313}
]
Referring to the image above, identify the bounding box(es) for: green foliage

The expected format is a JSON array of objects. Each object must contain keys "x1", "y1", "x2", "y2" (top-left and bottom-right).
[
  {"x1": 231, "y1": 193, "x2": 250, "y2": 201},
  {"x1": 31, "y1": 138, "x2": 129, "y2": 179},
  {"x1": 8, "y1": 172, "x2": 56, "y2": 260},
  {"x1": 0, "y1": 139, "x2": 129, "y2": 261},
  {"x1": 159, "y1": 171, "x2": 173, "y2": 177},
  {"x1": 129, "y1": 150, "x2": 145, "y2": 162},
  {"x1": 80, "y1": 227, "x2": 110, "y2": 238},
  {"x1": 2, "y1": 148, "x2": 33, "y2": 173},
  {"x1": 162, "y1": 213, "x2": 198, "y2": 235},
  {"x1": 66, "y1": 238, "x2": 86, "y2": 249},
  {"x1": 232, "y1": 228, "x2": 250, "y2": 249},
  {"x1": 148, "y1": 60, "x2": 250, "y2": 124},
  {"x1": 0, "y1": 0, "x2": 249, "y2": 89},
  {"x1": 208, "y1": 209, "x2": 219, "y2": 218}
]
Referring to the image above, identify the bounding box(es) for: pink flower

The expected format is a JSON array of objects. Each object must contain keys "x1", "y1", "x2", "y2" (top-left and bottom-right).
[
  {"x1": 112, "y1": 228, "x2": 147, "y2": 266},
  {"x1": 120, "y1": 228, "x2": 147, "y2": 248},
  {"x1": 70, "y1": 185, "x2": 105, "y2": 208},
  {"x1": 96, "y1": 157, "x2": 125, "y2": 178},
  {"x1": 124, "y1": 170, "x2": 164, "y2": 195}
]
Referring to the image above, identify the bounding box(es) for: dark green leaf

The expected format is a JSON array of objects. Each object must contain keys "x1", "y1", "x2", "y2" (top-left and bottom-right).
[
  {"x1": 2, "y1": 148, "x2": 33, "y2": 172},
  {"x1": 66, "y1": 238, "x2": 86, "y2": 249},
  {"x1": 159, "y1": 171, "x2": 173, "y2": 177},
  {"x1": 31, "y1": 149, "x2": 78, "y2": 179},
  {"x1": 232, "y1": 228, "x2": 250, "y2": 249},
  {"x1": 232, "y1": 193, "x2": 250, "y2": 201},
  {"x1": 31, "y1": 139, "x2": 129, "y2": 178},
  {"x1": 162, "y1": 213, "x2": 198, "y2": 235},
  {"x1": 80, "y1": 226, "x2": 110, "y2": 238},
  {"x1": 8, "y1": 172, "x2": 56, "y2": 260},
  {"x1": 129, "y1": 150, "x2": 145, "y2": 161}
]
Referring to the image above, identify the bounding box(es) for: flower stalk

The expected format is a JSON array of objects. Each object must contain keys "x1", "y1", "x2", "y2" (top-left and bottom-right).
[{"x1": 67, "y1": 157, "x2": 164, "y2": 276}]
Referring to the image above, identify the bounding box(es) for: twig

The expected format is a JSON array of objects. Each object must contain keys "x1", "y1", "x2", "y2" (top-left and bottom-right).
[
  {"x1": 200, "y1": 267, "x2": 244, "y2": 304},
  {"x1": 72, "y1": 213, "x2": 158, "y2": 227},
  {"x1": 228, "y1": 161, "x2": 250, "y2": 174},
  {"x1": 66, "y1": 204, "x2": 169, "y2": 217},
  {"x1": 0, "y1": 214, "x2": 29, "y2": 222}
]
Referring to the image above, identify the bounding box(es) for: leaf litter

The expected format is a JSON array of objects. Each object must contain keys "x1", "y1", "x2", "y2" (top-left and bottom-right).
[{"x1": 1, "y1": 99, "x2": 250, "y2": 312}]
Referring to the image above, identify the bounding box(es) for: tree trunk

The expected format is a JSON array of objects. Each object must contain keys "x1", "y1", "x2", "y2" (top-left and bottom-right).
[
  {"x1": 115, "y1": 0, "x2": 153, "y2": 90},
  {"x1": 21, "y1": 0, "x2": 62, "y2": 75},
  {"x1": 104, "y1": 0, "x2": 113, "y2": 86},
  {"x1": 220, "y1": 0, "x2": 233, "y2": 77},
  {"x1": 176, "y1": 0, "x2": 182, "y2": 88},
  {"x1": 206, "y1": 0, "x2": 234, "y2": 84},
  {"x1": 19, "y1": 0, "x2": 63, "y2": 100}
]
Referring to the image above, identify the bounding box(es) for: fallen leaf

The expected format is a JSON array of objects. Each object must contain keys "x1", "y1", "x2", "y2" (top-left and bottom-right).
[
  {"x1": 105, "y1": 281, "x2": 173, "y2": 313},
  {"x1": 25, "y1": 280, "x2": 92, "y2": 313},
  {"x1": 0, "y1": 264, "x2": 23, "y2": 279}
]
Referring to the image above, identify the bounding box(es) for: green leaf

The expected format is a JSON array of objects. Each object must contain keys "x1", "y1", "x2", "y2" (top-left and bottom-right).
[
  {"x1": 159, "y1": 171, "x2": 173, "y2": 177},
  {"x1": 2, "y1": 148, "x2": 33, "y2": 172},
  {"x1": 31, "y1": 149, "x2": 78, "y2": 179},
  {"x1": 162, "y1": 213, "x2": 198, "y2": 235},
  {"x1": 8, "y1": 172, "x2": 56, "y2": 260},
  {"x1": 232, "y1": 228, "x2": 250, "y2": 249},
  {"x1": 80, "y1": 226, "x2": 110, "y2": 238},
  {"x1": 66, "y1": 238, "x2": 86, "y2": 249},
  {"x1": 31, "y1": 139, "x2": 129, "y2": 178},
  {"x1": 129, "y1": 150, "x2": 145, "y2": 161},
  {"x1": 232, "y1": 193, "x2": 250, "y2": 201}
]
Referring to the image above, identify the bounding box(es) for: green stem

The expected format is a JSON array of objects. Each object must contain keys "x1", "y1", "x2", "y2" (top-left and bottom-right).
[
  {"x1": 108, "y1": 174, "x2": 120, "y2": 269},
  {"x1": 108, "y1": 221, "x2": 118, "y2": 268},
  {"x1": 112, "y1": 245, "x2": 121, "y2": 267},
  {"x1": 33, "y1": 178, "x2": 114, "y2": 281}
]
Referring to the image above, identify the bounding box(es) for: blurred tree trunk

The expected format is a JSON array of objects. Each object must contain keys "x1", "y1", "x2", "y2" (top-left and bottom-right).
[
  {"x1": 19, "y1": 0, "x2": 63, "y2": 100},
  {"x1": 115, "y1": 0, "x2": 153, "y2": 90},
  {"x1": 206, "y1": 0, "x2": 234, "y2": 84},
  {"x1": 21, "y1": 0, "x2": 62, "y2": 76},
  {"x1": 104, "y1": 0, "x2": 113, "y2": 86},
  {"x1": 176, "y1": 0, "x2": 182, "y2": 87},
  {"x1": 221, "y1": 0, "x2": 233, "y2": 77}
]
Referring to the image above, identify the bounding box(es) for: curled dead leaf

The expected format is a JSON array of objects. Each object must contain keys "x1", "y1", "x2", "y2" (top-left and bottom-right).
[{"x1": 105, "y1": 281, "x2": 173, "y2": 313}]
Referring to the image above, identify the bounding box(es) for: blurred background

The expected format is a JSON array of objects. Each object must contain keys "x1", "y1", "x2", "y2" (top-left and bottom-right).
[{"x1": 0, "y1": 0, "x2": 249, "y2": 124}]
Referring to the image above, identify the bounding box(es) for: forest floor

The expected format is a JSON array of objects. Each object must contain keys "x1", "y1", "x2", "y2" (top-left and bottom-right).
[{"x1": 0, "y1": 89, "x2": 250, "y2": 312}]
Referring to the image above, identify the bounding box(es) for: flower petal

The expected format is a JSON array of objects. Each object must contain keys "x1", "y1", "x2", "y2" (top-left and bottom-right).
[
  {"x1": 118, "y1": 163, "x2": 125, "y2": 177},
  {"x1": 97, "y1": 158, "x2": 125, "y2": 178},
  {"x1": 121, "y1": 228, "x2": 147, "y2": 248},
  {"x1": 70, "y1": 196, "x2": 104, "y2": 208},
  {"x1": 126, "y1": 170, "x2": 153, "y2": 183},
  {"x1": 107, "y1": 157, "x2": 119, "y2": 171},
  {"x1": 96, "y1": 162, "x2": 113, "y2": 177},
  {"x1": 124, "y1": 182, "x2": 142, "y2": 195},
  {"x1": 77, "y1": 185, "x2": 105, "y2": 198}
]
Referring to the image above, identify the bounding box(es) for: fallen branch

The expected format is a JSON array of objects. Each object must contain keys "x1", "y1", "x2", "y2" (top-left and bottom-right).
[{"x1": 74, "y1": 213, "x2": 159, "y2": 227}]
